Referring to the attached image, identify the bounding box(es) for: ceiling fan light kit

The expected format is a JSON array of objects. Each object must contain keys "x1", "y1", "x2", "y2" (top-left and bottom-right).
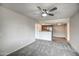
[
  {"x1": 37, "y1": 6, "x2": 57, "y2": 17},
  {"x1": 42, "y1": 13, "x2": 47, "y2": 17}
]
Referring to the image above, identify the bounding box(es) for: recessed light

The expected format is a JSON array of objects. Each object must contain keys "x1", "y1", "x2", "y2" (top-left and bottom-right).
[{"x1": 57, "y1": 23, "x2": 62, "y2": 25}]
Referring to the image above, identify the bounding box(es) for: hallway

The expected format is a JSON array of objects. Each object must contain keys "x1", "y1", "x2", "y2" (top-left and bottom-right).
[{"x1": 8, "y1": 39, "x2": 79, "y2": 56}]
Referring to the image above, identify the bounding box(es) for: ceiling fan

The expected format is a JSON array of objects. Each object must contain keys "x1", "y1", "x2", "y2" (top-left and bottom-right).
[{"x1": 37, "y1": 6, "x2": 57, "y2": 17}]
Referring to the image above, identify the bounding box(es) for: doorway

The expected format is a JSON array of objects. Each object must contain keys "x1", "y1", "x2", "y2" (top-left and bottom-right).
[{"x1": 52, "y1": 23, "x2": 67, "y2": 43}]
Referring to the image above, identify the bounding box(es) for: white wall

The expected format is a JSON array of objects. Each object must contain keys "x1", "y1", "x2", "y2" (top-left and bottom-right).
[
  {"x1": 67, "y1": 21, "x2": 70, "y2": 41},
  {"x1": 70, "y1": 11, "x2": 79, "y2": 53},
  {"x1": 37, "y1": 32, "x2": 52, "y2": 41},
  {"x1": 0, "y1": 6, "x2": 36, "y2": 56}
]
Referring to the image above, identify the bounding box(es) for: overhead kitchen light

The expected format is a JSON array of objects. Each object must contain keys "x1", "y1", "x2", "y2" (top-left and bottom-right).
[{"x1": 57, "y1": 23, "x2": 62, "y2": 25}]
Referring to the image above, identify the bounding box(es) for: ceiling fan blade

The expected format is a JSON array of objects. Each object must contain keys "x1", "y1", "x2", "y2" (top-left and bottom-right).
[
  {"x1": 47, "y1": 13, "x2": 54, "y2": 16},
  {"x1": 37, "y1": 6, "x2": 42, "y2": 10},
  {"x1": 37, "y1": 6, "x2": 44, "y2": 14},
  {"x1": 49, "y1": 7, "x2": 57, "y2": 12}
]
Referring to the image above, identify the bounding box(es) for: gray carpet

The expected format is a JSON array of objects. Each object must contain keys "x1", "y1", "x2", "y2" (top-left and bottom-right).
[{"x1": 8, "y1": 39, "x2": 79, "y2": 56}]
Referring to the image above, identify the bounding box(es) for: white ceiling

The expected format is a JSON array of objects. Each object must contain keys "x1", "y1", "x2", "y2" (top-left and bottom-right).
[{"x1": 1, "y1": 3, "x2": 79, "y2": 21}]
